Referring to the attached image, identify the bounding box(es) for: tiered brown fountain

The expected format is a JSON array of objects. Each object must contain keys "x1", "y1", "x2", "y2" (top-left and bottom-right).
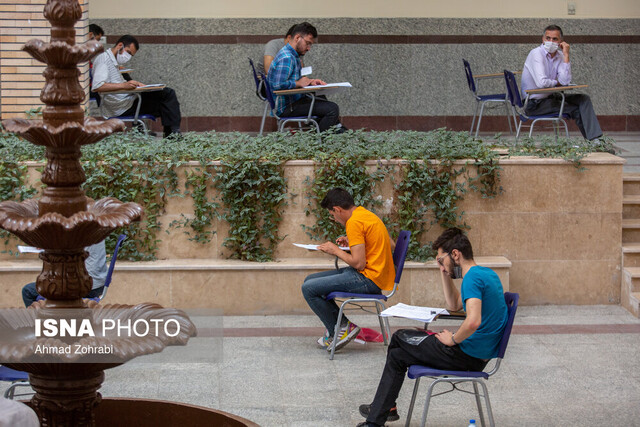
[{"x1": 0, "y1": 1, "x2": 255, "y2": 426}]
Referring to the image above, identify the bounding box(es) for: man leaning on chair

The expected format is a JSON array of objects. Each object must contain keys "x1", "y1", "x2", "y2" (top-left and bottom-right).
[
  {"x1": 91, "y1": 35, "x2": 183, "y2": 138},
  {"x1": 357, "y1": 228, "x2": 508, "y2": 427},
  {"x1": 301, "y1": 188, "x2": 395, "y2": 353},
  {"x1": 520, "y1": 24, "x2": 603, "y2": 141}
]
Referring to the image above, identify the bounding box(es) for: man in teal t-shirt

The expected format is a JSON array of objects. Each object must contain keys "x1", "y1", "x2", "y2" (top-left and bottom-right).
[{"x1": 357, "y1": 228, "x2": 508, "y2": 427}]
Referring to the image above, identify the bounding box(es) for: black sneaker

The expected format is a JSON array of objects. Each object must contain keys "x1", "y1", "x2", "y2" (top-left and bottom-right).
[{"x1": 359, "y1": 404, "x2": 400, "y2": 422}]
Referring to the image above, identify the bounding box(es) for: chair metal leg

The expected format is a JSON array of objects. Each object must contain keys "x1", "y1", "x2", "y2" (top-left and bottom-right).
[
  {"x1": 3, "y1": 381, "x2": 30, "y2": 399},
  {"x1": 515, "y1": 121, "x2": 523, "y2": 141},
  {"x1": 504, "y1": 100, "x2": 514, "y2": 135},
  {"x1": 405, "y1": 377, "x2": 421, "y2": 427},
  {"x1": 473, "y1": 381, "x2": 487, "y2": 427},
  {"x1": 478, "y1": 380, "x2": 495, "y2": 427},
  {"x1": 474, "y1": 103, "x2": 486, "y2": 138},
  {"x1": 419, "y1": 380, "x2": 438, "y2": 427},
  {"x1": 374, "y1": 301, "x2": 390, "y2": 345},
  {"x1": 259, "y1": 102, "x2": 268, "y2": 136},
  {"x1": 470, "y1": 102, "x2": 479, "y2": 135},
  {"x1": 329, "y1": 301, "x2": 348, "y2": 360}
]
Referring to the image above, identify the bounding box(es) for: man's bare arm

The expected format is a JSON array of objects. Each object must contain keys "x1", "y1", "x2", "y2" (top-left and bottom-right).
[
  {"x1": 318, "y1": 242, "x2": 366, "y2": 271},
  {"x1": 95, "y1": 80, "x2": 143, "y2": 92}
]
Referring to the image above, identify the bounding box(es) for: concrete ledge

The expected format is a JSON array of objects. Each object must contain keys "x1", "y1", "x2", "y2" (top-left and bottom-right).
[{"x1": 0, "y1": 256, "x2": 510, "y2": 313}]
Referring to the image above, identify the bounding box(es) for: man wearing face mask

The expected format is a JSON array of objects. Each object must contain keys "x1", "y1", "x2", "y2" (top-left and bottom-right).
[
  {"x1": 520, "y1": 24, "x2": 603, "y2": 140},
  {"x1": 92, "y1": 35, "x2": 182, "y2": 138},
  {"x1": 357, "y1": 228, "x2": 507, "y2": 427}
]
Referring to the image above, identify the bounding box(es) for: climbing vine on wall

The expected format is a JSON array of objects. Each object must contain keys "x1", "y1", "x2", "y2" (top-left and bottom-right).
[{"x1": 0, "y1": 128, "x2": 612, "y2": 261}]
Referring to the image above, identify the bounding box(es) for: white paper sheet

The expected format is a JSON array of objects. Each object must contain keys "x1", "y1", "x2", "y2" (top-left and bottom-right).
[
  {"x1": 18, "y1": 245, "x2": 43, "y2": 254},
  {"x1": 380, "y1": 303, "x2": 449, "y2": 323},
  {"x1": 303, "y1": 82, "x2": 352, "y2": 89},
  {"x1": 293, "y1": 243, "x2": 350, "y2": 251}
]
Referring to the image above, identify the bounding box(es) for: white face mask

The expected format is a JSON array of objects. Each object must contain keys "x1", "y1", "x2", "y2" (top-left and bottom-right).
[
  {"x1": 116, "y1": 49, "x2": 132, "y2": 65},
  {"x1": 543, "y1": 41, "x2": 559, "y2": 54}
]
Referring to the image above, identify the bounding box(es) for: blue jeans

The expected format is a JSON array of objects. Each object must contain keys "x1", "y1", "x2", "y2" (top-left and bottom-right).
[
  {"x1": 21, "y1": 282, "x2": 104, "y2": 308},
  {"x1": 301, "y1": 267, "x2": 381, "y2": 336}
]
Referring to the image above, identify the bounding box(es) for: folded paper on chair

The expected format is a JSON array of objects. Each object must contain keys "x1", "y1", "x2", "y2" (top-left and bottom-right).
[{"x1": 380, "y1": 303, "x2": 449, "y2": 323}]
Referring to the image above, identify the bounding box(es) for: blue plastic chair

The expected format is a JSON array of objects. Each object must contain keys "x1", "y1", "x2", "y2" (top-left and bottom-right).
[
  {"x1": 260, "y1": 71, "x2": 320, "y2": 135},
  {"x1": 95, "y1": 233, "x2": 127, "y2": 301},
  {"x1": 503, "y1": 69, "x2": 569, "y2": 141},
  {"x1": 35, "y1": 234, "x2": 126, "y2": 303},
  {"x1": 325, "y1": 230, "x2": 411, "y2": 360},
  {"x1": 404, "y1": 292, "x2": 519, "y2": 427},
  {"x1": 0, "y1": 365, "x2": 31, "y2": 399},
  {"x1": 463, "y1": 59, "x2": 514, "y2": 138}
]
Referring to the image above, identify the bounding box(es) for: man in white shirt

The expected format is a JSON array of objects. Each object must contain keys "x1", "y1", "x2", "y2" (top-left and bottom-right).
[
  {"x1": 520, "y1": 25, "x2": 602, "y2": 140},
  {"x1": 92, "y1": 35, "x2": 182, "y2": 138}
]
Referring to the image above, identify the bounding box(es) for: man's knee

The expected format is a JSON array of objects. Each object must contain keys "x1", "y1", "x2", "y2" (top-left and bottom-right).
[
  {"x1": 22, "y1": 282, "x2": 36, "y2": 307},
  {"x1": 301, "y1": 280, "x2": 319, "y2": 300},
  {"x1": 162, "y1": 87, "x2": 178, "y2": 101}
]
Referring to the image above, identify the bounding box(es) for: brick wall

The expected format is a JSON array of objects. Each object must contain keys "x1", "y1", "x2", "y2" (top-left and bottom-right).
[{"x1": 0, "y1": 0, "x2": 89, "y2": 120}]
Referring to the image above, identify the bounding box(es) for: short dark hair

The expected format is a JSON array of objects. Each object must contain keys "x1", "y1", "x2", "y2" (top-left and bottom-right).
[
  {"x1": 89, "y1": 24, "x2": 104, "y2": 37},
  {"x1": 431, "y1": 227, "x2": 474, "y2": 260},
  {"x1": 291, "y1": 22, "x2": 317, "y2": 39},
  {"x1": 321, "y1": 188, "x2": 355, "y2": 210},
  {"x1": 285, "y1": 24, "x2": 297, "y2": 38},
  {"x1": 543, "y1": 24, "x2": 563, "y2": 38},
  {"x1": 116, "y1": 35, "x2": 139, "y2": 51}
]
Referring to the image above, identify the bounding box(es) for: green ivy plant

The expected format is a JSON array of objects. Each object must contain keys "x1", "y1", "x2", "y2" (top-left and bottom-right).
[
  {"x1": 170, "y1": 165, "x2": 218, "y2": 244},
  {"x1": 0, "y1": 128, "x2": 614, "y2": 262}
]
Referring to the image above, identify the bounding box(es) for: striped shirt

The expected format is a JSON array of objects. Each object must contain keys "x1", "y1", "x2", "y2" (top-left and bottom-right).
[
  {"x1": 91, "y1": 49, "x2": 134, "y2": 117},
  {"x1": 267, "y1": 43, "x2": 302, "y2": 116}
]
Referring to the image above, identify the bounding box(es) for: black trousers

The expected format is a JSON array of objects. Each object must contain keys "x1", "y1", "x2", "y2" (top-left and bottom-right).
[
  {"x1": 122, "y1": 87, "x2": 182, "y2": 131},
  {"x1": 524, "y1": 93, "x2": 602, "y2": 140},
  {"x1": 367, "y1": 329, "x2": 487, "y2": 426},
  {"x1": 282, "y1": 96, "x2": 341, "y2": 132}
]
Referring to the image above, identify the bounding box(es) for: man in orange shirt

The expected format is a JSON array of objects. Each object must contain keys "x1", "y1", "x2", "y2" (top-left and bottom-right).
[{"x1": 302, "y1": 188, "x2": 395, "y2": 351}]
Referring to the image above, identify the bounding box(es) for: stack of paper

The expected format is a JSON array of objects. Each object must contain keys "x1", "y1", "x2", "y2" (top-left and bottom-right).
[{"x1": 380, "y1": 303, "x2": 449, "y2": 323}]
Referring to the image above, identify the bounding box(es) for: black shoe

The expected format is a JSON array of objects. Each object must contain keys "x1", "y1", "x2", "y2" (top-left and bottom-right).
[
  {"x1": 356, "y1": 422, "x2": 385, "y2": 427},
  {"x1": 164, "y1": 130, "x2": 182, "y2": 140},
  {"x1": 359, "y1": 404, "x2": 400, "y2": 422}
]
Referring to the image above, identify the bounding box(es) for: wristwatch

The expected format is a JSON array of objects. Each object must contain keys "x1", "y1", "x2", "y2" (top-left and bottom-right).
[{"x1": 451, "y1": 333, "x2": 458, "y2": 345}]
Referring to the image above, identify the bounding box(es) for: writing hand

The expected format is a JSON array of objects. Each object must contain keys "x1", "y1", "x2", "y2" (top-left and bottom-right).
[
  {"x1": 335, "y1": 236, "x2": 349, "y2": 247},
  {"x1": 308, "y1": 79, "x2": 326, "y2": 86},
  {"x1": 317, "y1": 241, "x2": 342, "y2": 256}
]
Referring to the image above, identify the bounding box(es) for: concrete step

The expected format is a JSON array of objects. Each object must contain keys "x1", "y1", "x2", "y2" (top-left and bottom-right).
[
  {"x1": 623, "y1": 173, "x2": 640, "y2": 196},
  {"x1": 622, "y1": 244, "x2": 640, "y2": 268},
  {"x1": 622, "y1": 220, "x2": 640, "y2": 243},
  {"x1": 623, "y1": 195, "x2": 640, "y2": 219},
  {"x1": 622, "y1": 172, "x2": 640, "y2": 196},
  {"x1": 0, "y1": 256, "x2": 512, "y2": 314},
  {"x1": 623, "y1": 267, "x2": 640, "y2": 292},
  {"x1": 621, "y1": 268, "x2": 640, "y2": 318},
  {"x1": 621, "y1": 278, "x2": 640, "y2": 318}
]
